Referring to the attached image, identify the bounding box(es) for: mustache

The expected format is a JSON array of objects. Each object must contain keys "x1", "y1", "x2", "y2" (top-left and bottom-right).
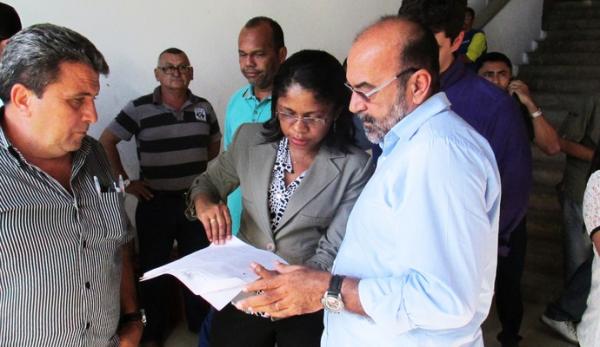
[{"x1": 357, "y1": 112, "x2": 376, "y2": 124}]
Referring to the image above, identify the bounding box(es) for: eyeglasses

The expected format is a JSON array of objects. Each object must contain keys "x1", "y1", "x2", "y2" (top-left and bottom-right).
[
  {"x1": 344, "y1": 67, "x2": 419, "y2": 102},
  {"x1": 157, "y1": 65, "x2": 193, "y2": 74},
  {"x1": 276, "y1": 110, "x2": 330, "y2": 127}
]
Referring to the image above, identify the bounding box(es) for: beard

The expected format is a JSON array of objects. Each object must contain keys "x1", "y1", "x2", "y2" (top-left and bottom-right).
[{"x1": 357, "y1": 96, "x2": 409, "y2": 144}]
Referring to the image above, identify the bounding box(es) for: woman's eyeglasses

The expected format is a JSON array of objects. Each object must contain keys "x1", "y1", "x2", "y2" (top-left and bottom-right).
[{"x1": 276, "y1": 111, "x2": 330, "y2": 127}]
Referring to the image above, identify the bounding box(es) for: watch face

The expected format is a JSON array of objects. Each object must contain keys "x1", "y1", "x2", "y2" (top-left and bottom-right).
[{"x1": 322, "y1": 294, "x2": 344, "y2": 313}]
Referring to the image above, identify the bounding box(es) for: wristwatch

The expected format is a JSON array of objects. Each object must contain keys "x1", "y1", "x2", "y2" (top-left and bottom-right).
[
  {"x1": 321, "y1": 275, "x2": 345, "y2": 313},
  {"x1": 120, "y1": 309, "x2": 147, "y2": 327}
]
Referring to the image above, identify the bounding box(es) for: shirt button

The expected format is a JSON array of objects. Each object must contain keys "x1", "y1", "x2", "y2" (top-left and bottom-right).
[
  {"x1": 86, "y1": 322, "x2": 91, "y2": 329},
  {"x1": 85, "y1": 281, "x2": 90, "y2": 289},
  {"x1": 266, "y1": 243, "x2": 276, "y2": 251}
]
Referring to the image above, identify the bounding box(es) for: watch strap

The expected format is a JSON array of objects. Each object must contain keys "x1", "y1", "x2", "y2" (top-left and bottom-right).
[
  {"x1": 328, "y1": 274, "x2": 345, "y2": 295},
  {"x1": 120, "y1": 309, "x2": 147, "y2": 326}
]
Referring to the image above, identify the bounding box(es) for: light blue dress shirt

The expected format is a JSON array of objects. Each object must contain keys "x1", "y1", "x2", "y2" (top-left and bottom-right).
[
  {"x1": 322, "y1": 92, "x2": 501, "y2": 347},
  {"x1": 224, "y1": 85, "x2": 272, "y2": 235}
]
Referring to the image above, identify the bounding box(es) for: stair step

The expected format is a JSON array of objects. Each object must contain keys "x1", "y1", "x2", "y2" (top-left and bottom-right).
[
  {"x1": 519, "y1": 65, "x2": 600, "y2": 79},
  {"x1": 521, "y1": 269, "x2": 563, "y2": 304},
  {"x1": 546, "y1": 29, "x2": 600, "y2": 40},
  {"x1": 553, "y1": 1, "x2": 600, "y2": 10},
  {"x1": 526, "y1": 78, "x2": 600, "y2": 93},
  {"x1": 528, "y1": 52, "x2": 600, "y2": 65},
  {"x1": 527, "y1": 220, "x2": 561, "y2": 241},
  {"x1": 546, "y1": 8, "x2": 600, "y2": 19},
  {"x1": 529, "y1": 190, "x2": 562, "y2": 213},
  {"x1": 546, "y1": 18, "x2": 600, "y2": 30},
  {"x1": 536, "y1": 40, "x2": 600, "y2": 53}
]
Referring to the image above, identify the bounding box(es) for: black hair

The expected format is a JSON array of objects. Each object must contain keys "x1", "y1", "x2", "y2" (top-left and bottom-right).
[
  {"x1": 476, "y1": 51, "x2": 513, "y2": 73},
  {"x1": 394, "y1": 15, "x2": 441, "y2": 94},
  {"x1": 244, "y1": 16, "x2": 285, "y2": 50},
  {"x1": 160, "y1": 47, "x2": 185, "y2": 56},
  {"x1": 0, "y1": 23, "x2": 108, "y2": 103},
  {"x1": 261, "y1": 50, "x2": 355, "y2": 152},
  {"x1": 0, "y1": 2, "x2": 21, "y2": 41},
  {"x1": 466, "y1": 7, "x2": 475, "y2": 18},
  {"x1": 398, "y1": 0, "x2": 467, "y2": 41}
]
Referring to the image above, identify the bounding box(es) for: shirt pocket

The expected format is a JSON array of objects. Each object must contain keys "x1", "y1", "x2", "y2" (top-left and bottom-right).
[{"x1": 96, "y1": 192, "x2": 129, "y2": 240}]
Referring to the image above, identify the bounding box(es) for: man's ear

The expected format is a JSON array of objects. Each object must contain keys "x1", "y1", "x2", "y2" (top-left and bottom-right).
[
  {"x1": 9, "y1": 83, "x2": 35, "y2": 116},
  {"x1": 278, "y1": 46, "x2": 287, "y2": 64},
  {"x1": 409, "y1": 69, "x2": 432, "y2": 105},
  {"x1": 451, "y1": 31, "x2": 465, "y2": 53},
  {"x1": 0, "y1": 38, "x2": 9, "y2": 53}
]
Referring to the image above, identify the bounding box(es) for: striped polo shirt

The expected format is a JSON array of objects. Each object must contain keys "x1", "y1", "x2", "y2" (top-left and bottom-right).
[
  {"x1": 0, "y1": 110, "x2": 133, "y2": 346},
  {"x1": 107, "y1": 87, "x2": 221, "y2": 192}
]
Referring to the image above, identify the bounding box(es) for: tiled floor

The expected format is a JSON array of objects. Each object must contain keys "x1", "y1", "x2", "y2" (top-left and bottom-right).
[{"x1": 165, "y1": 300, "x2": 577, "y2": 347}]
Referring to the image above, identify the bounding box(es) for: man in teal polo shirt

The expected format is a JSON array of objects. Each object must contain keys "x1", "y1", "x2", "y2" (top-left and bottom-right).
[{"x1": 225, "y1": 16, "x2": 287, "y2": 234}]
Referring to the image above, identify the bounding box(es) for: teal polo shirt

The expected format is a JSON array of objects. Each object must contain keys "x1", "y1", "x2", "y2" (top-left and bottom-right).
[{"x1": 224, "y1": 85, "x2": 273, "y2": 235}]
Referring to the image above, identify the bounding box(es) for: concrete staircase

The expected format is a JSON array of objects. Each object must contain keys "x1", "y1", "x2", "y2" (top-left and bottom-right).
[{"x1": 517, "y1": 0, "x2": 600, "y2": 305}]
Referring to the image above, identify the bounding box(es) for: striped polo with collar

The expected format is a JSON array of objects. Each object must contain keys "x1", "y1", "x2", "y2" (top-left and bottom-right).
[
  {"x1": 107, "y1": 87, "x2": 222, "y2": 193},
  {"x1": 0, "y1": 108, "x2": 133, "y2": 346}
]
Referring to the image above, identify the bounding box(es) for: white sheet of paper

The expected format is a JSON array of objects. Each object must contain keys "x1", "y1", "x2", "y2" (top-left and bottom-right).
[{"x1": 140, "y1": 236, "x2": 286, "y2": 310}]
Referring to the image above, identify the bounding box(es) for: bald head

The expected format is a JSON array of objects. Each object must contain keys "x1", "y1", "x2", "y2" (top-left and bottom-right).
[
  {"x1": 345, "y1": 17, "x2": 440, "y2": 143},
  {"x1": 348, "y1": 16, "x2": 439, "y2": 102}
]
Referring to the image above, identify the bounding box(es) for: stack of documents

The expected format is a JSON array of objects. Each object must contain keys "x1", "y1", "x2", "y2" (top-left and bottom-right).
[{"x1": 141, "y1": 236, "x2": 286, "y2": 310}]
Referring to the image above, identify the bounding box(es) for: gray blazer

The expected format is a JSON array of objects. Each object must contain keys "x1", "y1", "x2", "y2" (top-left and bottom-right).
[{"x1": 189, "y1": 123, "x2": 373, "y2": 271}]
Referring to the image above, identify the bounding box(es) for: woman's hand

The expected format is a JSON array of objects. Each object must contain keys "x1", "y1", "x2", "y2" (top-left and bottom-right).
[{"x1": 193, "y1": 194, "x2": 232, "y2": 244}]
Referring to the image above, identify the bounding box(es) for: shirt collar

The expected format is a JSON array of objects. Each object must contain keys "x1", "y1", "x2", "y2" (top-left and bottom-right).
[
  {"x1": 242, "y1": 84, "x2": 272, "y2": 102},
  {"x1": 152, "y1": 86, "x2": 195, "y2": 105},
  {"x1": 440, "y1": 58, "x2": 467, "y2": 91},
  {"x1": 380, "y1": 92, "x2": 452, "y2": 155}
]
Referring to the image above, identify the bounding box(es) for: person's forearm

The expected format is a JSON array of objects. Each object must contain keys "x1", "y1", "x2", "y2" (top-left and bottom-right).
[
  {"x1": 208, "y1": 140, "x2": 220, "y2": 161},
  {"x1": 560, "y1": 138, "x2": 594, "y2": 161},
  {"x1": 99, "y1": 132, "x2": 128, "y2": 178},
  {"x1": 341, "y1": 277, "x2": 367, "y2": 316},
  {"x1": 532, "y1": 116, "x2": 560, "y2": 155},
  {"x1": 120, "y1": 242, "x2": 139, "y2": 314}
]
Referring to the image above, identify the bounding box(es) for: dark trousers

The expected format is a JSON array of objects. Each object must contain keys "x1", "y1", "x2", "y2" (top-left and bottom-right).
[
  {"x1": 209, "y1": 304, "x2": 323, "y2": 347},
  {"x1": 495, "y1": 217, "x2": 527, "y2": 345},
  {"x1": 136, "y1": 193, "x2": 210, "y2": 342}
]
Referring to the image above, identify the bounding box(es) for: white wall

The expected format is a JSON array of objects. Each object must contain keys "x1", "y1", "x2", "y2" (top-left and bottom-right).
[
  {"x1": 483, "y1": 0, "x2": 544, "y2": 69},
  {"x1": 8, "y1": 0, "x2": 401, "y2": 176},
  {"x1": 467, "y1": 0, "x2": 490, "y2": 15}
]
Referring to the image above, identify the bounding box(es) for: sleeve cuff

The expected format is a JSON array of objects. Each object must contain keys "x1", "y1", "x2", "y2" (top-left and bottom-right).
[{"x1": 358, "y1": 277, "x2": 413, "y2": 333}]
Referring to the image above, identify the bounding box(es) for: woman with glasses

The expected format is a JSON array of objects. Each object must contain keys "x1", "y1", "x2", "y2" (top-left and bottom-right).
[{"x1": 187, "y1": 49, "x2": 373, "y2": 346}]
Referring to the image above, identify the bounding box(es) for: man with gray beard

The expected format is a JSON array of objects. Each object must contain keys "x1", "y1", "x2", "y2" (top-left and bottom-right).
[{"x1": 233, "y1": 16, "x2": 501, "y2": 347}]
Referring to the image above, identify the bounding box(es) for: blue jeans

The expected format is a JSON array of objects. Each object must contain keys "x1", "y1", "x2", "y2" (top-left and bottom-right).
[{"x1": 545, "y1": 194, "x2": 593, "y2": 321}]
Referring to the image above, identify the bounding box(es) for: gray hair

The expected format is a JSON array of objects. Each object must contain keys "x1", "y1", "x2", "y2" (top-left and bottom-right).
[{"x1": 0, "y1": 23, "x2": 109, "y2": 103}]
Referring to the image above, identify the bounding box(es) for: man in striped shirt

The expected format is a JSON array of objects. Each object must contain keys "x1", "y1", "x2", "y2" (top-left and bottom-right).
[
  {"x1": 0, "y1": 24, "x2": 142, "y2": 346},
  {"x1": 100, "y1": 48, "x2": 221, "y2": 345}
]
